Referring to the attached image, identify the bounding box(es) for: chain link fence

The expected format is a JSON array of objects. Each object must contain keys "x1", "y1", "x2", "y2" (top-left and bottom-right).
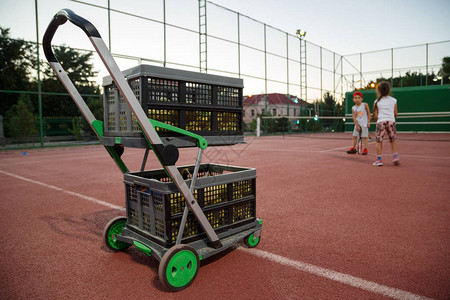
[{"x1": 1, "y1": 0, "x2": 449, "y2": 146}]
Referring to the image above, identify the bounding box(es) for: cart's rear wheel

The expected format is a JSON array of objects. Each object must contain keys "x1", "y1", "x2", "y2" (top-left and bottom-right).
[
  {"x1": 158, "y1": 244, "x2": 199, "y2": 292},
  {"x1": 244, "y1": 233, "x2": 260, "y2": 248},
  {"x1": 103, "y1": 216, "x2": 131, "y2": 252}
]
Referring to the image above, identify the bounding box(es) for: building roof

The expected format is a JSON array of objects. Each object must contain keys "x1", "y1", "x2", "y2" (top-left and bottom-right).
[{"x1": 243, "y1": 93, "x2": 307, "y2": 106}]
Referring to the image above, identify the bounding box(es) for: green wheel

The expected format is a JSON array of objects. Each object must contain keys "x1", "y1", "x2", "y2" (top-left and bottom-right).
[
  {"x1": 244, "y1": 233, "x2": 260, "y2": 248},
  {"x1": 103, "y1": 216, "x2": 131, "y2": 252},
  {"x1": 158, "y1": 244, "x2": 199, "y2": 292}
]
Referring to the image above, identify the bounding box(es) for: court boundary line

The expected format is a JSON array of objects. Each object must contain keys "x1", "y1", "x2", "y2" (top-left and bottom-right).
[
  {"x1": 238, "y1": 247, "x2": 432, "y2": 300},
  {"x1": 0, "y1": 169, "x2": 125, "y2": 211},
  {"x1": 0, "y1": 169, "x2": 433, "y2": 299}
]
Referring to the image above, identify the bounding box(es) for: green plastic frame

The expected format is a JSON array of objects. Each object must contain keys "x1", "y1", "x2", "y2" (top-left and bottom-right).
[{"x1": 148, "y1": 119, "x2": 208, "y2": 150}]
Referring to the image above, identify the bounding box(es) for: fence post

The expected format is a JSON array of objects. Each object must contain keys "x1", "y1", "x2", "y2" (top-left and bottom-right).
[
  {"x1": 237, "y1": 12, "x2": 241, "y2": 77},
  {"x1": 163, "y1": 0, "x2": 166, "y2": 67},
  {"x1": 108, "y1": 0, "x2": 111, "y2": 50},
  {"x1": 35, "y1": 0, "x2": 44, "y2": 147},
  {"x1": 391, "y1": 48, "x2": 394, "y2": 86},
  {"x1": 0, "y1": 115, "x2": 4, "y2": 144},
  {"x1": 426, "y1": 43, "x2": 428, "y2": 86},
  {"x1": 264, "y1": 24, "x2": 268, "y2": 131}
]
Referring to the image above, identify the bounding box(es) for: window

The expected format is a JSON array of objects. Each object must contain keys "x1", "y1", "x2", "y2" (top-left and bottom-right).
[
  {"x1": 251, "y1": 109, "x2": 255, "y2": 117},
  {"x1": 272, "y1": 109, "x2": 277, "y2": 116},
  {"x1": 261, "y1": 109, "x2": 265, "y2": 115},
  {"x1": 293, "y1": 109, "x2": 296, "y2": 116}
]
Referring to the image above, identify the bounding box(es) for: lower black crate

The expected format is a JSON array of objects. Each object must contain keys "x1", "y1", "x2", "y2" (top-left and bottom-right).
[{"x1": 124, "y1": 164, "x2": 256, "y2": 247}]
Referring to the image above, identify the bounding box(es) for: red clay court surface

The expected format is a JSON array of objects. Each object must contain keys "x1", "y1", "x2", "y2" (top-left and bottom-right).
[{"x1": 0, "y1": 133, "x2": 449, "y2": 299}]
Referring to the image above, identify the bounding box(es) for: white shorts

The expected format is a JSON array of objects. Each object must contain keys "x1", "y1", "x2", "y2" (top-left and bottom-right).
[{"x1": 353, "y1": 126, "x2": 368, "y2": 138}]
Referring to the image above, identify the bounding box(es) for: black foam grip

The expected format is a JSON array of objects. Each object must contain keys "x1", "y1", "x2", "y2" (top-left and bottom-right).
[{"x1": 43, "y1": 9, "x2": 101, "y2": 63}]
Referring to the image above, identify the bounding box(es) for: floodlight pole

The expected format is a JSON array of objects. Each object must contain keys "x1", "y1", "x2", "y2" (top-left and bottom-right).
[{"x1": 296, "y1": 29, "x2": 307, "y2": 106}]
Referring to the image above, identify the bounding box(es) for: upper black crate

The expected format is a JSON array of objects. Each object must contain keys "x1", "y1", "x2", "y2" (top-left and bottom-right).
[{"x1": 102, "y1": 65, "x2": 244, "y2": 148}]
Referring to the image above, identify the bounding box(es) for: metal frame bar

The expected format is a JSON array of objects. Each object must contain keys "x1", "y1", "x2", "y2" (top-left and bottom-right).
[
  {"x1": 43, "y1": 9, "x2": 222, "y2": 248},
  {"x1": 176, "y1": 148, "x2": 203, "y2": 245}
]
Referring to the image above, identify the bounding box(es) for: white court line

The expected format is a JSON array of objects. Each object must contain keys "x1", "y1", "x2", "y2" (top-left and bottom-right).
[
  {"x1": 238, "y1": 247, "x2": 432, "y2": 300},
  {"x1": 0, "y1": 170, "x2": 125, "y2": 212},
  {"x1": 257, "y1": 148, "x2": 315, "y2": 153},
  {"x1": 319, "y1": 145, "x2": 350, "y2": 153},
  {"x1": 255, "y1": 146, "x2": 353, "y2": 153},
  {"x1": 0, "y1": 154, "x2": 108, "y2": 166},
  {"x1": 0, "y1": 169, "x2": 432, "y2": 300},
  {"x1": 401, "y1": 154, "x2": 450, "y2": 160},
  {"x1": 258, "y1": 147, "x2": 450, "y2": 160}
]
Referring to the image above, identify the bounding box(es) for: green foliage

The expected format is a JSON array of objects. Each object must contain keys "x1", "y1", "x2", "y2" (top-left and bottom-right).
[
  {"x1": 1, "y1": 28, "x2": 103, "y2": 141},
  {"x1": 68, "y1": 117, "x2": 83, "y2": 140},
  {"x1": 81, "y1": 97, "x2": 104, "y2": 133},
  {"x1": 308, "y1": 93, "x2": 345, "y2": 132},
  {"x1": 250, "y1": 118, "x2": 257, "y2": 131},
  {"x1": 260, "y1": 114, "x2": 290, "y2": 133},
  {"x1": 41, "y1": 45, "x2": 100, "y2": 117},
  {"x1": 363, "y1": 57, "x2": 450, "y2": 89},
  {"x1": 439, "y1": 56, "x2": 450, "y2": 82},
  {"x1": 4, "y1": 94, "x2": 38, "y2": 139},
  {"x1": 0, "y1": 27, "x2": 36, "y2": 115}
]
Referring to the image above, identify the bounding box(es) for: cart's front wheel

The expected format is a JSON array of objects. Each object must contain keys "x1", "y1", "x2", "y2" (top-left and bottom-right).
[
  {"x1": 103, "y1": 216, "x2": 131, "y2": 252},
  {"x1": 244, "y1": 232, "x2": 260, "y2": 248},
  {"x1": 158, "y1": 244, "x2": 199, "y2": 292}
]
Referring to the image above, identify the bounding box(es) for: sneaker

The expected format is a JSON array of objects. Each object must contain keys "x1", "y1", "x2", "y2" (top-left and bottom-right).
[
  {"x1": 347, "y1": 147, "x2": 357, "y2": 154},
  {"x1": 368, "y1": 137, "x2": 372, "y2": 142},
  {"x1": 392, "y1": 157, "x2": 400, "y2": 165},
  {"x1": 362, "y1": 149, "x2": 368, "y2": 155},
  {"x1": 373, "y1": 160, "x2": 383, "y2": 166}
]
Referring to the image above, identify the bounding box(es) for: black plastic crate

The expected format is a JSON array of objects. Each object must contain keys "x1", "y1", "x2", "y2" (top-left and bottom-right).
[
  {"x1": 102, "y1": 65, "x2": 244, "y2": 148},
  {"x1": 123, "y1": 164, "x2": 256, "y2": 248}
]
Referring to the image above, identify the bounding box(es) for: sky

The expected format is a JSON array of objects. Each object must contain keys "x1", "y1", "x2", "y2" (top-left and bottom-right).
[
  {"x1": 210, "y1": 0, "x2": 450, "y2": 55},
  {"x1": 0, "y1": 0, "x2": 449, "y2": 100}
]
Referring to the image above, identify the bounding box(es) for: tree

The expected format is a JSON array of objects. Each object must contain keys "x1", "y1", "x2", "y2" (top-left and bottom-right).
[
  {"x1": 322, "y1": 92, "x2": 336, "y2": 116},
  {"x1": 4, "y1": 94, "x2": 38, "y2": 141},
  {"x1": 438, "y1": 56, "x2": 450, "y2": 84},
  {"x1": 0, "y1": 27, "x2": 36, "y2": 115},
  {"x1": 361, "y1": 56, "x2": 450, "y2": 89},
  {"x1": 41, "y1": 45, "x2": 100, "y2": 117}
]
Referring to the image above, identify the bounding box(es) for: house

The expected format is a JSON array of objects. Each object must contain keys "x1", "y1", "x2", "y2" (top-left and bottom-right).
[{"x1": 243, "y1": 93, "x2": 308, "y2": 124}]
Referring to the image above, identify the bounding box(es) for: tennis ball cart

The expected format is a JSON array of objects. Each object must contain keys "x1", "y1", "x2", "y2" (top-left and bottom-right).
[{"x1": 43, "y1": 9, "x2": 262, "y2": 292}]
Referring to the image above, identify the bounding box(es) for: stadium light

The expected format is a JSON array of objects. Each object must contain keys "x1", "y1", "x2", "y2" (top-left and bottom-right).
[
  {"x1": 296, "y1": 120, "x2": 300, "y2": 124},
  {"x1": 296, "y1": 29, "x2": 306, "y2": 38},
  {"x1": 294, "y1": 98, "x2": 299, "y2": 103},
  {"x1": 343, "y1": 118, "x2": 346, "y2": 122},
  {"x1": 370, "y1": 82, "x2": 375, "y2": 88},
  {"x1": 314, "y1": 115, "x2": 318, "y2": 121}
]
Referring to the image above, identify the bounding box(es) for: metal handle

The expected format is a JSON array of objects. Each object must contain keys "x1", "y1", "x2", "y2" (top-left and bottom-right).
[
  {"x1": 42, "y1": 9, "x2": 222, "y2": 247},
  {"x1": 43, "y1": 9, "x2": 100, "y2": 63},
  {"x1": 42, "y1": 9, "x2": 129, "y2": 173}
]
